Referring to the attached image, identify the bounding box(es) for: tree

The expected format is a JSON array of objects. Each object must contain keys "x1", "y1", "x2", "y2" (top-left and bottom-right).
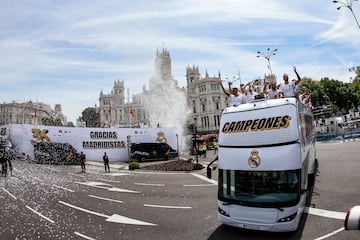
[
  {"x1": 298, "y1": 72, "x2": 360, "y2": 114},
  {"x1": 41, "y1": 117, "x2": 54, "y2": 126},
  {"x1": 81, "y1": 107, "x2": 100, "y2": 128},
  {"x1": 41, "y1": 117, "x2": 64, "y2": 126}
]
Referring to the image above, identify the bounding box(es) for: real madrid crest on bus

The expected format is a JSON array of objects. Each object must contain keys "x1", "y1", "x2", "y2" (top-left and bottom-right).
[{"x1": 248, "y1": 150, "x2": 261, "y2": 168}]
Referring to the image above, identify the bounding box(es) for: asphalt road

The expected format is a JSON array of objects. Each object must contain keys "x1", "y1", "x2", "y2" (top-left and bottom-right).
[{"x1": 0, "y1": 140, "x2": 360, "y2": 240}]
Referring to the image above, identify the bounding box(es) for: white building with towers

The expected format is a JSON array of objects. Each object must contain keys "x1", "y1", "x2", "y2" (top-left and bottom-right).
[
  {"x1": 98, "y1": 48, "x2": 229, "y2": 135},
  {"x1": 98, "y1": 48, "x2": 185, "y2": 128},
  {"x1": 186, "y1": 66, "x2": 229, "y2": 134}
]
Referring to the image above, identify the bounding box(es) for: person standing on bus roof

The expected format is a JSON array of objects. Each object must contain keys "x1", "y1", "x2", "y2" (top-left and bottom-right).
[
  {"x1": 218, "y1": 80, "x2": 245, "y2": 107},
  {"x1": 278, "y1": 66, "x2": 302, "y2": 98},
  {"x1": 243, "y1": 83, "x2": 258, "y2": 103},
  {"x1": 263, "y1": 82, "x2": 281, "y2": 99}
]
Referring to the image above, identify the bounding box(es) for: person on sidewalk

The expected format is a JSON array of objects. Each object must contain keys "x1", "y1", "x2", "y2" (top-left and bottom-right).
[
  {"x1": 213, "y1": 141, "x2": 218, "y2": 154},
  {"x1": 79, "y1": 152, "x2": 86, "y2": 173},
  {"x1": 103, "y1": 152, "x2": 110, "y2": 172}
]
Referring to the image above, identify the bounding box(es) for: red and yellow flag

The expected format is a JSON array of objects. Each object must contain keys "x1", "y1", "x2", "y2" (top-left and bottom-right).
[
  {"x1": 109, "y1": 104, "x2": 112, "y2": 122},
  {"x1": 130, "y1": 107, "x2": 135, "y2": 122}
]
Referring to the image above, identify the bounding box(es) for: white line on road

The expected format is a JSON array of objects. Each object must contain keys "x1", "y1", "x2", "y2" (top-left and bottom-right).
[
  {"x1": 183, "y1": 184, "x2": 216, "y2": 187},
  {"x1": 74, "y1": 231, "x2": 97, "y2": 240},
  {"x1": 43, "y1": 167, "x2": 62, "y2": 172},
  {"x1": 59, "y1": 200, "x2": 108, "y2": 218},
  {"x1": 134, "y1": 182, "x2": 165, "y2": 187},
  {"x1": 26, "y1": 206, "x2": 55, "y2": 224},
  {"x1": 68, "y1": 173, "x2": 86, "y2": 178},
  {"x1": 59, "y1": 200, "x2": 157, "y2": 226},
  {"x1": 304, "y1": 207, "x2": 347, "y2": 220},
  {"x1": 75, "y1": 181, "x2": 140, "y2": 193},
  {"x1": 53, "y1": 185, "x2": 75, "y2": 193},
  {"x1": 88, "y1": 195, "x2": 123, "y2": 204},
  {"x1": 2, "y1": 188, "x2": 17, "y2": 200},
  {"x1": 191, "y1": 173, "x2": 218, "y2": 185},
  {"x1": 313, "y1": 227, "x2": 345, "y2": 240},
  {"x1": 32, "y1": 177, "x2": 44, "y2": 183},
  {"x1": 100, "y1": 179, "x2": 122, "y2": 183},
  {"x1": 144, "y1": 204, "x2": 192, "y2": 209}
]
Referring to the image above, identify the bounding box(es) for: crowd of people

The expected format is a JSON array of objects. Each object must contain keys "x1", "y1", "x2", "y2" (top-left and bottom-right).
[{"x1": 219, "y1": 66, "x2": 313, "y2": 109}]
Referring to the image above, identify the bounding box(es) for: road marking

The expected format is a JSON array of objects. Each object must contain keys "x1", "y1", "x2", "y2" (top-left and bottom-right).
[
  {"x1": 2, "y1": 188, "x2": 17, "y2": 199},
  {"x1": 144, "y1": 204, "x2": 192, "y2": 209},
  {"x1": 100, "y1": 179, "x2": 122, "y2": 183},
  {"x1": 75, "y1": 181, "x2": 112, "y2": 187},
  {"x1": 59, "y1": 200, "x2": 107, "y2": 218},
  {"x1": 53, "y1": 185, "x2": 75, "y2": 193},
  {"x1": 74, "y1": 231, "x2": 96, "y2": 240},
  {"x1": 75, "y1": 181, "x2": 140, "y2": 193},
  {"x1": 183, "y1": 184, "x2": 216, "y2": 187},
  {"x1": 59, "y1": 200, "x2": 157, "y2": 226},
  {"x1": 108, "y1": 187, "x2": 140, "y2": 193},
  {"x1": 88, "y1": 195, "x2": 123, "y2": 204},
  {"x1": 313, "y1": 227, "x2": 345, "y2": 240},
  {"x1": 191, "y1": 173, "x2": 218, "y2": 185},
  {"x1": 26, "y1": 206, "x2": 55, "y2": 224},
  {"x1": 134, "y1": 182, "x2": 165, "y2": 187},
  {"x1": 304, "y1": 207, "x2": 347, "y2": 220},
  {"x1": 68, "y1": 173, "x2": 86, "y2": 178},
  {"x1": 108, "y1": 172, "x2": 134, "y2": 176},
  {"x1": 43, "y1": 167, "x2": 62, "y2": 172},
  {"x1": 32, "y1": 177, "x2": 45, "y2": 183}
]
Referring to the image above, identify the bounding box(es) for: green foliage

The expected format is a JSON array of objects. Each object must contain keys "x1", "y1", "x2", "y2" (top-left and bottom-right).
[
  {"x1": 187, "y1": 157, "x2": 193, "y2": 163},
  {"x1": 129, "y1": 161, "x2": 140, "y2": 170},
  {"x1": 298, "y1": 69, "x2": 360, "y2": 112},
  {"x1": 41, "y1": 117, "x2": 64, "y2": 126},
  {"x1": 192, "y1": 163, "x2": 204, "y2": 170},
  {"x1": 81, "y1": 107, "x2": 100, "y2": 128}
]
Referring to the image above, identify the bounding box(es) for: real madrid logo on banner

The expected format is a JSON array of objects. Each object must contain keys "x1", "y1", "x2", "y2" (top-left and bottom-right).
[{"x1": 248, "y1": 150, "x2": 261, "y2": 168}]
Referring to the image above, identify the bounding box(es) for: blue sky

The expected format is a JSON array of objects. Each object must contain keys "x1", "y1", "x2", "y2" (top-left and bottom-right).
[{"x1": 1, "y1": 0, "x2": 359, "y2": 123}]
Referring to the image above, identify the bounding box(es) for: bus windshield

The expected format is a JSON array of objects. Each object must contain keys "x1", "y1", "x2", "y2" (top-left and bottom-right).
[{"x1": 219, "y1": 169, "x2": 301, "y2": 208}]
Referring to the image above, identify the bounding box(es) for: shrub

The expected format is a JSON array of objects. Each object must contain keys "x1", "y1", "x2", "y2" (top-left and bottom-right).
[
  {"x1": 192, "y1": 163, "x2": 204, "y2": 170},
  {"x1": 129, "y1": 161, "x2": 140, "y2": 170},
  {"x1": 187, "y1": 157, "x2": 193, "y2": 163}
]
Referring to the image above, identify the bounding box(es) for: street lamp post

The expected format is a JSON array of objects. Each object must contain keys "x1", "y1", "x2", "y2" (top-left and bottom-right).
[
  {"x1": 176, "y1": 133, "x2": 179, "y2": 160},
  {"x1": 333, "y1": 0, "x2": 360, "y2": 29},
  {"x1": 256, "y1": 48, "x2": 278, "y2": 75},
  {"x1": 192, "y1": 127, "x2": 199, "y2": 164}
]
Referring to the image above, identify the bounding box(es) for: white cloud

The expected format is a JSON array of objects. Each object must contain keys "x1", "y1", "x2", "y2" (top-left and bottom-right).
[{"x1": 0, "y1": 0, "x2": 359, "y2": 122}]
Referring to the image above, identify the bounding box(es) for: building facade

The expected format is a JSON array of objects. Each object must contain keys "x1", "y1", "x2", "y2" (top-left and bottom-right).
[
  {"x1": 186, "y1": 66, "x2": 228, "y2": 134},
  {"x1": 98, "y1": 48, "x2": 229, "y2": 134},
  {"x1": 98, "y1": 49, "x2": 182, "y2": 128},
  {"x1": 0, "y1": 101, "x2": 67, "y2": 125}
]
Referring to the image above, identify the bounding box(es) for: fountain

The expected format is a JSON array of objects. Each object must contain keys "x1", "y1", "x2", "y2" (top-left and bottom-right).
[{"x1": 140, "y1": 49, "x2": 191, "y2": 149}]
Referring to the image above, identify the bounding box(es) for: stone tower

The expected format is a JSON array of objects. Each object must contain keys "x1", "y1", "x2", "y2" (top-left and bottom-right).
[
  {"x1": 149, "y1": 48, "x2": 173, "y2": 90},
  {"x1": 186, "y1": 65, "x2": 201, "y2": 87}
]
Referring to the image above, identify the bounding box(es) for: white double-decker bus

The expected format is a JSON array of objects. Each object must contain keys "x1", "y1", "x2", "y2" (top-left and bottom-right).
[{"x1": 209, "y1": 97, "x2": 317, "y2": 232}]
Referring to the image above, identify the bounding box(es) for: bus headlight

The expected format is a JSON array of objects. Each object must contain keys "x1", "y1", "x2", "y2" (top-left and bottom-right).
[
  {"x1": 277, "y1": 212, "x2": 297, "y2": 223},
  {"x1": 218, "y1": 207, "x2": 230, "y2": 217}
]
